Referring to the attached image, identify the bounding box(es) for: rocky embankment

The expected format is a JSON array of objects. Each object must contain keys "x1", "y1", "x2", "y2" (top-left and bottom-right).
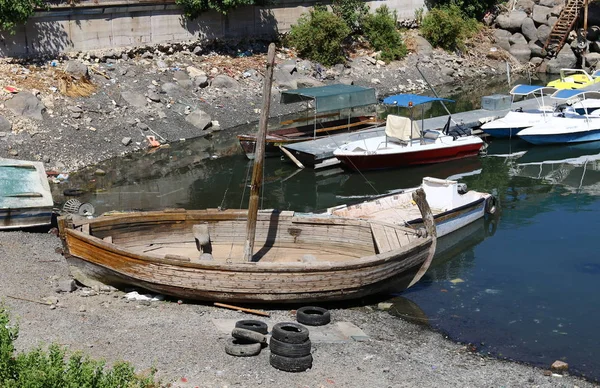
[
  {"x1": 492, "y1": 0, "x2": 600, "y2": 72},
  {"x1": 0, "y1": 33, "x2": 512, "y2": 173}
]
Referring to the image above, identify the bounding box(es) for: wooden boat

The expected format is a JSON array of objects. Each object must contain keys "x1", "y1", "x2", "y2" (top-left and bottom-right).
[
  {"x1": 237, "y1": 84, "x2": 382, "y2": 159},
  {"x1": 334, "y1": 94, "x2": 485, "y2": 171},
  {"x1": 327, "y1": 177, "x2": 496, "y2": 239},
  {"x1": 58, "y1": 45, "x2": 437, "y2": 304},
  {"x1": 1, "y1": 158, "x2": 54, "y2": 230}
]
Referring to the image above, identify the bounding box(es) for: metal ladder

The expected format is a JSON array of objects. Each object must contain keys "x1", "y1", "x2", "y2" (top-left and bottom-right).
[{"x1": 543, "y1": 0, "x2": 585, "y2": 56}]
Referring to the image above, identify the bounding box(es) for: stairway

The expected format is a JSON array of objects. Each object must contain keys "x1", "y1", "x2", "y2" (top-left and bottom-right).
[{"x1": 543, "y1": 0, "x2": 585, "y2": 56}]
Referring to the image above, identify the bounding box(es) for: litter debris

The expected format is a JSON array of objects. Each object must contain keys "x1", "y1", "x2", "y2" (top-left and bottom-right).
[
  {"x1": 125, "y1": 291, "x2": 165, "y2": 302},
  {"x1": 450, "y1": 278, "x2": 464, "y2": 284},
  {"x1": 146, "y1": 135, "x2": 160, "y2": 147},
  {"x1": 58, "y1": 73, "x2": 96, "y2": 97}
]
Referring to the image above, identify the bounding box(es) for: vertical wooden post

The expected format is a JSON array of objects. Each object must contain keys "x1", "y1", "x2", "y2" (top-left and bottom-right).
[
  {"x1": 243, "y1": 43, "x2": 276, "y2": 262},
  {"x1": 584, "y1": 0, "x2": 589, "y2": 32}
]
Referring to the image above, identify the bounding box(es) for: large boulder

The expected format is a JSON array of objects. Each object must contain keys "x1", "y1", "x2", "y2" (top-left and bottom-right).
[
  {"x1": 515, "y1": 0, "x2": 535, "y2": 13},
  {"x1": 521, "y1": 18, "x2": 537, "y2": 42},
  {"x1": 0, "y1": 115, "x2": 12, "y2": 132},
  {"x1": 185, "y1": 109, "x2": 212, "y2": 130},
  {"x1": 496, "y1": 11, "x2": 528, "y2": 31},
  {"x1": 529, "y1": 40, "x2": 546, "y2": 57},
  {"x1": 64, "y1": 61, "x2": 89, "y2": 79},
  {"x1": 547, "y1": 45, "x2": 577, "y2": 73},
  {"x1": 493, "y1": 29, "x2": 512, "y2": 51},
  {"x1": 510, "y1": 32, "x2": 528, "y2": 46},
  {"x1": 532, "y1": 5, "x2": 552, "y2": 25},
  {"x1": 210, "y1": 74, "x2": 240, "y2": 90},
  {"x1": 547, "y1": 16, "x2": 557, "y2": 28},
  {"x1": 5, "y1": 92, "x2": 45, "y2": 121},
  {"x1": 413, "y1": 35, "x2": 434, "y2": 56},
  {"x1": 550, "y1": 4, "x2": 564, "y2": 17},
  {"x1": 537, "y1": 24, "x2": 552, "y2": 43},
  {"x1": 273, "y1": 68, "x2": 298, "y2": 89},
  {"x1": 540, "y1": 0, "x2": 563, "y2": 6},
  {"x1": 584, "y1": 52, "x2": 600, "y2": 67},
  {"x1": 509, "y1": 43, "x2": 532, "y2": 63}
]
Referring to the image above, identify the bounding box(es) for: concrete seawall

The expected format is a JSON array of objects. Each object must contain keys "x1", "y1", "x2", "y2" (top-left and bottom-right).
[{"x1": 0, "y1": 0, "x2": 424, "y2": 57}]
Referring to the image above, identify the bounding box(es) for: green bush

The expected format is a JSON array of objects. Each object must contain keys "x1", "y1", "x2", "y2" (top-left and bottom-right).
[
  {"x1": 176, "y1": 0, "x2": 265, "y2": 16},
  {"x1": 420, "y1": 4, "x2": 480, "y2": 51},
  {"x1": 362, "y1": 6, "x2": 407, "y2": 63},
  {"x1": 425, "y1": 0, "x2": 497, "y2": 19},
  {"x1": 330, "y1": 0, "x2": 369, "y2": 34},
  {"x1": 287, "y1": 8, "x2": 351, "y2": 67},
  {"x1": 0, "y1": 0, "x2": 46, "y2": 33},
  {"x1": 0, "y1": 305, "x2": 157, "y2": 388}
]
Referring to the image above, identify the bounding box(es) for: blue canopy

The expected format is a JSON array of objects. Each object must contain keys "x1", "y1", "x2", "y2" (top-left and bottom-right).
[
  {"x1": 551, "y1": 89, "x2": 600, "y2": 100},
  {"x1": 382, "y1": 94, "x2": 454, "y2": 107},
  {"x1": 510, "y1": 84, "x2": 557, "y2": 96}
]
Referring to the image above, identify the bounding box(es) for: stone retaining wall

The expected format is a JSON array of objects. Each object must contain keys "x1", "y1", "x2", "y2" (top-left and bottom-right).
[{"x1": 0, "y1": 0, "x2": 424, "y2": 57}]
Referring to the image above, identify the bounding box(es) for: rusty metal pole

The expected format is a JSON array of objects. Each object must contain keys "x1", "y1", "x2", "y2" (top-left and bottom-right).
[{"x1": 243, "y1": 43, "x2": 276, "y2": 262}]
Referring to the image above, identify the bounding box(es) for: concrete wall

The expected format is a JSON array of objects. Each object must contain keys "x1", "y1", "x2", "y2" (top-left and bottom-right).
[{"x1": 0, "y1": 0, "x2": 424, "y2": 57}]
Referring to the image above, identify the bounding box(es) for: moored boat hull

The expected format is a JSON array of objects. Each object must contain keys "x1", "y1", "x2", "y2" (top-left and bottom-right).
[
  {"x1": 519, "y1": 129, "x2": 600, "y2": 145},
  {"x1": 335, "y1": 142, "x2": 483, "y2": 171}
]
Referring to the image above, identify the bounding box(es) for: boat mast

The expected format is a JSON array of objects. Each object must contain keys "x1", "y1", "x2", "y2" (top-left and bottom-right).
[{"x1": 243, "y1": 43, "x2": 276, "y2": 262}]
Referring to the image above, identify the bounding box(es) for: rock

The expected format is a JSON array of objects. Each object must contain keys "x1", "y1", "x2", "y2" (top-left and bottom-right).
[
  {"x1": 71, "y1": 112, "x2": 82, "y2": 119},
  {"x1": 530, "y1": 56, "x2": 544, "y2": 67},
  {"x1": 521, "y1": 18, "x2": 537, "y2": 42},
  {"x1": 547, "y1": 45, "x2": 577, "y2": 73},
  {"x1": 5, "y1": 92, "x2": 46, "y2": 121},
  {"x1": 338, "y1": 77, "x2": 354, "y2": 85},
  {"x1": 413, "y1": 35, "x2": 434, "y2": 56},
  {"x1": 173, "y1": 71, "x2": 190, "y2": 82},
  {"x1": 185, "y1": 109, "x2": 212, "y2": 130},
  {"x1": 64, "y1": 61, "x2": 89, "y2": 78},
  {"x1": 529, "y1": 40, "x2": 545, "y2": 57},
  {"x1": 192, "y1": 46, "x2": 202, "y2": 55},
  {"x1": 137, "y1": 122, "x2": 150, "y2": 131},
  {"x1": 8, "y1": 149, "x2": 17, "y2": 156},
  {"x1": 161, "y1": 82, "x2": 185, "y2": 96},
  {"x1": 496, "y1": 11, "x2": 527, "y2": 31},
  {"x1": 514, "y1": 0, "x2": 535, "y2": 13},
  {"x1": 493, "y1": 29, "x2": 511, "y2": 50},
  {"x1": 532, "y1": 5, "x2": 552, "y2": 25},
  {"x1": 0, "y1": 116, "x2": 12, "y2": 132},
  {"x1": 441, "y1": 66, "x2": 455, "y2": 76},
  {"x1": 186, "y1": 66, "x2": 206, "y2": 78},
  {"x1": 122, "y1": 137, "x2": 132, "y2": 146},
  {"x1": 364, "y1": 56, "x2": 377, "y2": 65},
  {"x1": 210, "y1": 74, "x2": 240, "y2": 90},
  {"x1": 377, "y1": 302, "x2": 393, "y2": 310},
  {"x1": 193, "y1": 75, "x2": 209, "y2": 88},
  {"x1": 120, "y1": 91, "x2": 147, "y2": 108},
  {"x1": 273, "y1": 68, "x2": 298, "y2": 89},
  {"x1": 537, "y1": 25, "x2": 552, "y2": 43},
  {"x1": 547, "y1": 16, "x2": 557, "y2": 28},
  {"x1": 57, "y1": 279, "x2": 77, "y2": 293},
  {"x1": 584, "y1": 52, "x2": 600, "y2": 67},
  {"x1": 540, "y1": 0, "x2": 561, "y2": 6},
  {"x1": 67, "y1": 105, "x2": 83, "y2": 113},
  {"x1": 78, "y1": 305, "x2": 86, "y2": 312},
  {"x1": 141, "y1": 51, "x2": 153, "y2": 59},
  {"x1": 296, "y1": 60, "x2": 313, "y2": 75},
  {"x1": 95, "y1": 169, "x2": 106, "y2": 176},
  {"x1": 550, "y1": 4, "x2": 564, "y2": 17},
  {"x1": 550, "y1": 360, "x2": 568, "y2": 372},
  {"x1": 295, "y1": 77, "x2": 325, "y2": 89},
  {"x1": 147, "y1": 91, "x2": 161, "y2": 102},
  {"x1": 509, "y1": 33, "x2": 528, "y2": 46},
  {"x1": 156, "y1": 60, "x2": 168, "y2": 69},
  {"x1": 509, "y1": 43, "x2": 532, "y2": 63}
]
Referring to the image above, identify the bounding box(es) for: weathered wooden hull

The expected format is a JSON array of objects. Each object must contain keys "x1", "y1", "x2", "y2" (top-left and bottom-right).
[
  {"x1": 59, "y1": 206, "x2": 435, "y2": 303},
  {"x1": 237, "y1": 116, "x2": 381, "y2": 159}
]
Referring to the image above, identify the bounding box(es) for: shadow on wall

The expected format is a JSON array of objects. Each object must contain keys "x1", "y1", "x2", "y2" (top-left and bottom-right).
[
  {"x1": 180, "y1": 5, "x2": 279, "y2": 40},
  {"x1": 0, "y1": 18, "x2": 72, "y2": 57}
]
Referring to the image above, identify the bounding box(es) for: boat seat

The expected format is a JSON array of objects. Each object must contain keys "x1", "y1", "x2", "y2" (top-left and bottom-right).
[{"x1": 422, "y1": 130, "x2": 440, "y2": 140}]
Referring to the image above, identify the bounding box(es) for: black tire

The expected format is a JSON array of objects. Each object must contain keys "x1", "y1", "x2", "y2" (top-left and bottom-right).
[
  {"x1": 270, "y1": 353, "x2": 313, "y2": 372},
  {"x1": 224, "y1": 337, "x2": 261, "y2": 357},
  {"x1": 296, "y1": 306, "x2": 331, "y2": 326},
  {"x1": 63, "y1": 188, "x2": 85, "y2": 197},
  {"x1": 235, "y1": 319, "x2": 268, "y2": 335},
  {"x1": 272, "y1": 322, "x2": 309, "y2": 344},
  {"x1": 231, "y1": 327, "x2": 267, "y2": 344},
  {"x1": 269, "y1": 337, "x2": 311, "y2": 357}
]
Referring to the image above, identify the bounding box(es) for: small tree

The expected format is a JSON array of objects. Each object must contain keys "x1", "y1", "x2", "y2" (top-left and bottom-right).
[
  {"x1": 176, "y1": 0, "x2": 264, "y2": 17},
  {"x1": 330, "y1": 0, "x2": 369, "y2": 34},
  {"x1": 0, "y1": 0, "x2": 46, "y2": 33},
  {"x1": 287, "y1": 8, "x2": 351, "y2": 67},
  {"x1": 362, "y1": 5, "x2": 407, "y2": 63},
  {"x1": 425, "y1": 0, "x2": 497, "y2": 19},
  {"x1": 420, "y1": 4, "x2": 480, "y2": 52}
]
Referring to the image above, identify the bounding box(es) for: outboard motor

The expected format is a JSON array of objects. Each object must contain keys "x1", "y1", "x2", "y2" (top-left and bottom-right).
[{"x1": 457, "y1": 183, "x2": 468, "y2": 195}]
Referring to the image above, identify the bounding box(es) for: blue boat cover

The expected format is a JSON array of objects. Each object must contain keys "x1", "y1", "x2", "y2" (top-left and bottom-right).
[
  {"x1": 510, "y1": 84, "x2": 556, "y2": 96},
  {"x1": 382, "y1": 94, "x2": 453, "y2": 107},
  {"x1": 551, "y1": 89, "x2": 600, "y2": 100}
]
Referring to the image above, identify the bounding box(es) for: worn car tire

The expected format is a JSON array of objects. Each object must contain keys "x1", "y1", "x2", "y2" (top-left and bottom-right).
[
  {"x1": 232, "y1": 327, "x2": 267, "y2": 344},
  {"x1": 235, "y1": 319, "x2": 268, "y2": 335},
  {"x1": 271, "y1": 322, "x2": 310, "y2": 344},
  {"x1": 224, "y1": 337, "x2": 261, "y2": 357},
  {"x1": 270, "y1": 353, "x2": 313, "y2": 372},
  {"x1": 269, "y1": 337, "x2": 311, "y2": 357},
  {"x1": 296, "y1": 306, "x2": 331, "y2": 326}
]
